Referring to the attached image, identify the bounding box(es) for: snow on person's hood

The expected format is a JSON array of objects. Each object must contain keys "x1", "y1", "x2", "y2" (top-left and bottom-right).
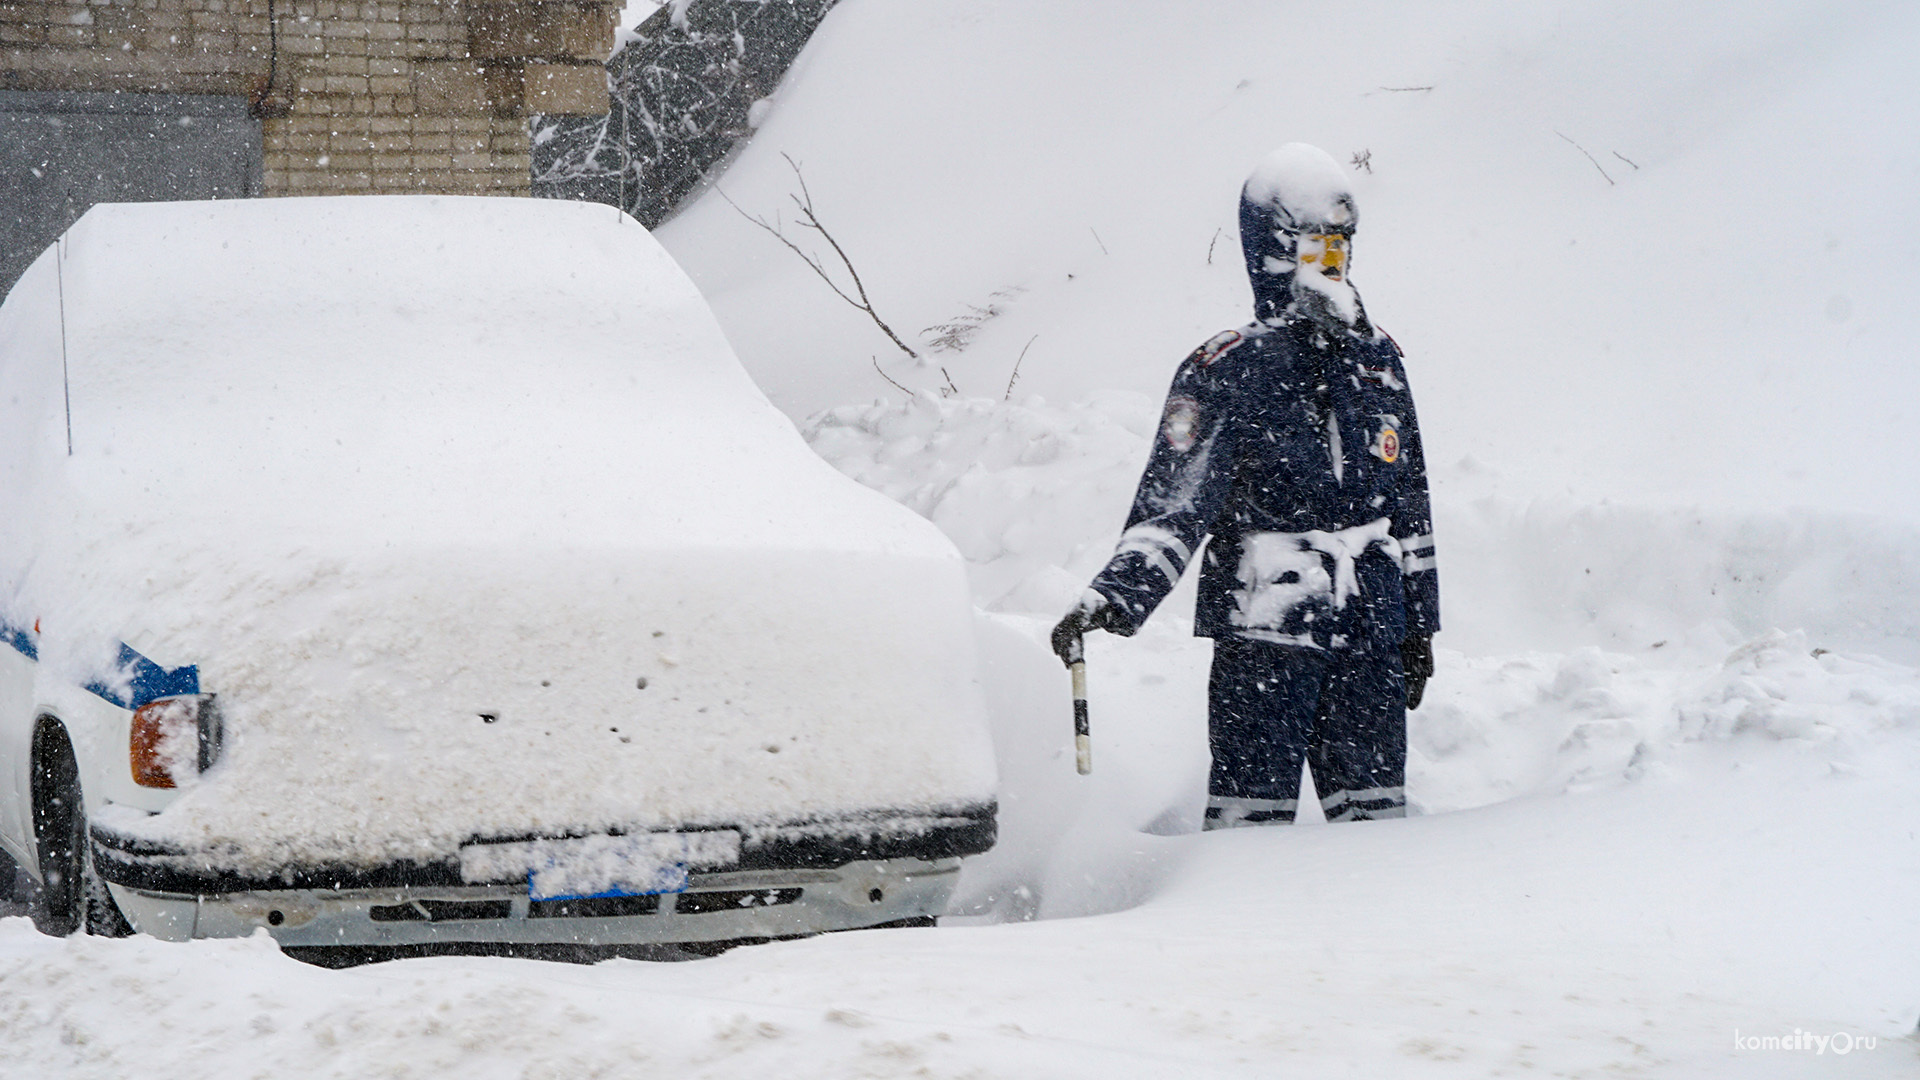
[
  {"x1": 0, "y1": 196, "x2": 995, "y2": 872},
  {"x1": 1239, "y1": 143, "x2": 1373, "y2": 336}
]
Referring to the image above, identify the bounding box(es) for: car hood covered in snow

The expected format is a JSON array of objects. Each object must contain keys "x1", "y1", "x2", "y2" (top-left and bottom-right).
[{"x1": 0, "y1": 196, "x2": 995, "y2": 872}]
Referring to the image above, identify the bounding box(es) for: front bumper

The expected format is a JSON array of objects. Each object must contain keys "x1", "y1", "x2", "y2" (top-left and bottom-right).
[
  {"x1": 107, "y1": 857, "x2": 960, "y2": 948},
  {"x1": 90, "y1": 804, "x2": 994, "y2": 948}
]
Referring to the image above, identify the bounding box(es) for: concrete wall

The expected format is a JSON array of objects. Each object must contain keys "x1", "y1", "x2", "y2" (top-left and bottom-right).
[{"x1": 1, "y1": 89, "x2": 260, "y2": 295}]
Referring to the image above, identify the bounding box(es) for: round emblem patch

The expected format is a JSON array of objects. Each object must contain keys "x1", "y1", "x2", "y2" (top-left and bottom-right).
[
  {"x1": 1378, "y1": 427, "x2": 1400, "y2": 463},
  {"x1": 1162, "y1": 396, "x2": 1201, "y2": 451}
]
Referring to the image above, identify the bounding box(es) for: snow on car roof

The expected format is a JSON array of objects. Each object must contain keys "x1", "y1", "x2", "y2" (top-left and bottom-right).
[{"x1": 41, "y1": 195, "x2": 927, "y2": 554}]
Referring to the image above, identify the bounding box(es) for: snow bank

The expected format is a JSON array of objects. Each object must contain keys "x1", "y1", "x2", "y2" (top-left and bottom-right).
[
  {"x1": 953, "y1": 604, "x2": 1920, "y2": 914},
  {"x1": 806, "y1": 393, "x2": 1920, "y2": 920},
  {"x1": 803, "y1": 390, "x2": 1158, "y2": 612},
  {"x1": 805, "y1": 393, "x2": 1920, "y2": 660},
  {"x1": 1413, "y1": 630, "x2": 1920, "y2": 812},
  {"x1": 0, "y1": 197, "x2": 995, "y2": 870}
]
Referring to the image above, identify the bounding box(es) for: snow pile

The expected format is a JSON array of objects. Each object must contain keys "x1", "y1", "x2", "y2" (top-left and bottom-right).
[
  {"x1": 806, "y1": 393, "x2": 1920, "y2": 654},
  {"x1": 1680, "y1": 631, "x2": 1920, "y2": 742},
  {"x1": 1414, "y1": 631, "x2": 1920, "y2": 812},
  {"x1": 949, "y1": 611, "x2": 1920, "y2": 925},
  {"x1": 0, "y1": 197, "x2": 994, "y2": 871},
  {"x1": 804, "y1": 390, "x2": 1157, "y2": 611}
]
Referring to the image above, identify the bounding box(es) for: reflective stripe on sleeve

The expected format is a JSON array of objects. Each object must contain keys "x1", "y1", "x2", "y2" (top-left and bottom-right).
[
  {"x1": 1117, "y1": 524, "x2": 1194, "y2": 590},
  {"x1": 1136, "y1": 548, "x2": 1181, "y2": 589},
  {"x1": 1399, "y1": 530, "x2": 1434, "y2": 576}
]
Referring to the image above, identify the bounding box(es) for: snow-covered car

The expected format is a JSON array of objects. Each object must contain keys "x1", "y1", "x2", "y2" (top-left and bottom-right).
[{"x1": 0, "y1": 196, "x2": 996, "y2": 958}]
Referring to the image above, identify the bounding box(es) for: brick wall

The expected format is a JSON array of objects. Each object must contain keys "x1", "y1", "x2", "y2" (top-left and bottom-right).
[{"x1": 0, "y1": 0, "x2": 617, "y2": 196}]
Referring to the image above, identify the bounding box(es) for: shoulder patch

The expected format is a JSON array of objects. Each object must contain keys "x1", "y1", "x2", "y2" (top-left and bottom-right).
[
  {"x1": 1161, "y1": 395, "x2": 1202, "y2": 451},
  {"x1": 1189, "y1": 329, "x2": 1246, "y2": 368}
]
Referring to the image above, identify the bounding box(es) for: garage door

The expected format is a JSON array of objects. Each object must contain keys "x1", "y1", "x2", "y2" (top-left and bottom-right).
[{"x1": 1, "y1": 91, "x2": 261, "y2": 301}]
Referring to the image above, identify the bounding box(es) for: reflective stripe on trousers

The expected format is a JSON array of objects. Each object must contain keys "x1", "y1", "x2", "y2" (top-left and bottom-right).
[
  {"x1": 1204, "y1": 794, "x2": 1298, "y2": 829},
  {"x1": 1321, "y1": 785, "x2": 1407, "y2": 822}
]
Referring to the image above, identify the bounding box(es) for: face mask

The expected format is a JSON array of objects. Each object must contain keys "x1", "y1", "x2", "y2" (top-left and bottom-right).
[
  {"x1": 1296, "y1": 233, "x2": 1349, "y2": 282},
  {"x1": 1287, "y1": 230, "x2": 1369, "y2": 337}
]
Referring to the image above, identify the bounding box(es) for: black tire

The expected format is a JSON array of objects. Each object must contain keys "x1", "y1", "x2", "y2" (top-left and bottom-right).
[{"x1": 30, "y1": 721, "x2": 133, "y2": 938}]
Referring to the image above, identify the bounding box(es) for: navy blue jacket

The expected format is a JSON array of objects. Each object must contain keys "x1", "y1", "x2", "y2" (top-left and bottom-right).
[{"x1": 1087, "y1": 315, "x2": 1439, "y2": 652}]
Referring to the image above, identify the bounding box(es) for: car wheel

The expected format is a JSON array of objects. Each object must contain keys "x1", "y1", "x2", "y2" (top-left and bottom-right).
[{"x1": 30, "y1": 721, "x2": 133, "y2": 938}]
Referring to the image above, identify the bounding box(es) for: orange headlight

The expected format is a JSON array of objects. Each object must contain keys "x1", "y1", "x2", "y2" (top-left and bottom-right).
[{"x1": 130, "y1": 694, "x2": 221, "y2": 789}]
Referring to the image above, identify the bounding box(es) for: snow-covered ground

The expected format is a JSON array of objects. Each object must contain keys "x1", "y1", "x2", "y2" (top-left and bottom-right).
[
  {"x1": 6, "y1": 0, "x2": 1920, "y2": 1075},
  {"x1": 7, "y1": 623, "x2": 1917, "y2": 1076}
]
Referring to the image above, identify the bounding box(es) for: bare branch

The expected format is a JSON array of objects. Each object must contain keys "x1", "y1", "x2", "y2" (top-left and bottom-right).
[
  {"x1": 729, "y1": 152, "x2": 919, "y2": 360},
  {"x1": 1089, "y1": 228, "x2": 1109, "y2": 256},
  {"x1": 1555, "y1": 130, "x2": 1615, "y2": 185},
  {"x1": 1612, "y1": 150, "x2": 1641, "y2": 170},
  {"x1": 1005, "y1": 334, "x2": 1038, "y2": 401},
  {"x1": 940, "y1": 366, "x2": 960, "y2": 397},
  {"x1": 1379, "y1": 85, "x2": 1433, "y2": 93},
  {"x1": 872, "y1": 356, "x2": 911, "y2": 397},
  {"x1": 717, "y1": 185, "x2": 864, "y2": 310},
  {"x1": 1207, "y1": 227, "x2": 1221, "y2": 265},
  {"x1": 785, "y1": 152, "x2": 814, "y2": 207}
]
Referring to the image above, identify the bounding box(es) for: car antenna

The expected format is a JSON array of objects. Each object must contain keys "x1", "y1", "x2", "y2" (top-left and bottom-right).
[
  {"x1": 617, "y1": 94, "x2": 630, "y2": 224},
  {"x1": 56, "y1": 235, "x2": 73, "y2": 456}
]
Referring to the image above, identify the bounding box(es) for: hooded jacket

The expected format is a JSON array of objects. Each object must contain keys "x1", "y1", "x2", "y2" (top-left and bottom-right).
[{"x1": 1084, "y1": 147, "x2": 1439, "y2": 651}]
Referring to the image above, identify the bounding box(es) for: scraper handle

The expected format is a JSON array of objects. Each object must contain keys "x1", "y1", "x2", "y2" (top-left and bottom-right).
[{"x1": 1069, "y1": 655, "x2": 1091, "y2": 775}]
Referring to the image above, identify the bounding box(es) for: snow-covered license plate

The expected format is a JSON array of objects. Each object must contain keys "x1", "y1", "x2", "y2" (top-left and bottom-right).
[{"x1": 459, "y1": 830, "x2": 743, "y2": 901}]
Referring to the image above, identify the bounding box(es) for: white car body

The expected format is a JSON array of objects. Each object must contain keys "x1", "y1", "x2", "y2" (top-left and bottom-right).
[{"x1": 0, "y1": 196, "x2": 997, "y2": 955}]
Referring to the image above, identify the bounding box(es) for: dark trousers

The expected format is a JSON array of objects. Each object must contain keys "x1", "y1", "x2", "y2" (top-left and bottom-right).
[{"x1": 1203, "y1": 637, "x2": 1407, "y2": 827}]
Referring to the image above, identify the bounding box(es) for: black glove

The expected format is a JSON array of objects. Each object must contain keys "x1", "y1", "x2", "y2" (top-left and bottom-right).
[
  {"x1": 1401, "y1": 634, "x2": 1434, "y2": 710},
  {"x1": 1050, "y1": 594, "x2": 1120, "y2": 666}
]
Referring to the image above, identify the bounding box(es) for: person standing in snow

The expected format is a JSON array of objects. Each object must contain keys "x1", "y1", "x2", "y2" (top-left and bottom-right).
[{"x1": 1051, "y1": 143, "x2": 1438, "y2": 827}]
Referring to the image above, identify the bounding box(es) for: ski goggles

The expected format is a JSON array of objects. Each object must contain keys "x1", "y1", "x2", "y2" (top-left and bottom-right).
[{"x1": 1296, "y1": 233, "x2": 1349, "y2": 280}]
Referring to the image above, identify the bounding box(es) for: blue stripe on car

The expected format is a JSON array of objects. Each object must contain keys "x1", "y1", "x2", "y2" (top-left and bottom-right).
[
  {"x1": 2, "y1": 623, "x2": 36, "y2": 662},
  {"x1": 0, "y1": 619, "x2": 198, "y2": 709}
]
